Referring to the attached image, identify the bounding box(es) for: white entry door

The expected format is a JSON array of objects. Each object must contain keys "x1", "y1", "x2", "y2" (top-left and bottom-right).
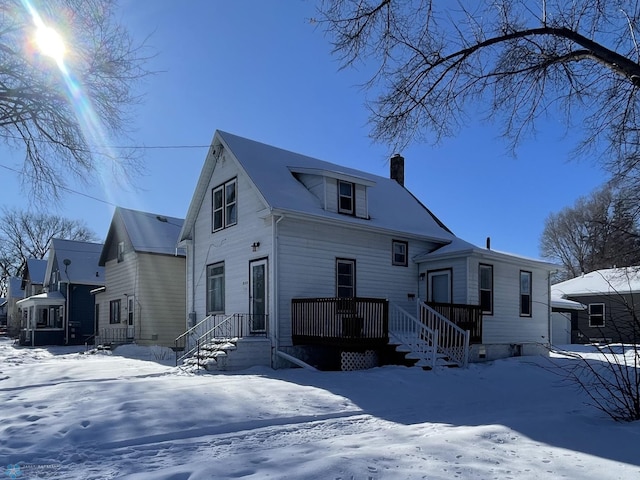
[{"x1": 249, "y1": 259, "x2": 267, "y2": 333}]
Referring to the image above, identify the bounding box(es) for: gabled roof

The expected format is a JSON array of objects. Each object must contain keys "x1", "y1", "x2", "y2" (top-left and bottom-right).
[
  {"x1": 552, "y1": 267, "x2": 640, "y2": 297},
  {"x1": 45, "y1": 238, "x2": 105, "y2": 286},
  {"x1": 100, "y1": 207, "x2": 185, "y2": 265},
  {"x1": 180, "y1": 130, "x2": 456, "y2": 243},
  {"x1": 24, "y1": 258, "x2": 48, "y2": 285}
]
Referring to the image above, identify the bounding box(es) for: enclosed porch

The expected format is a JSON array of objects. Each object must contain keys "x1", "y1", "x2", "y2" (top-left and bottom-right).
[{"x1": 16, "y1": 291, "x2": 66, "y2": 346}]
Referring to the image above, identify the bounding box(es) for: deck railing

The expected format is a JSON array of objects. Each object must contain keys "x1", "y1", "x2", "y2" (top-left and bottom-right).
[
  {"x1": 97, "y1": 327, "x2": 132, "y2": 346},
  {"x1": 426, "y1": 301, "x2": 483, "y2": 343},
  {"x1": 291, "y1": 297, "x2": 389, "y2": 347}
]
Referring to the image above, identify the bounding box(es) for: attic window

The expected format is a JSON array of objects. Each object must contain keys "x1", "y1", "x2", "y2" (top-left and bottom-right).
[
  {"x1": 117, "y1": 241, "x2": 125, "y2": 263},
  {"x1": 212, "y1": 178, "x2": 237, "y2": 232},
  {"x1": 338, "y1": 180, "x2": 354, "y2": 215}
]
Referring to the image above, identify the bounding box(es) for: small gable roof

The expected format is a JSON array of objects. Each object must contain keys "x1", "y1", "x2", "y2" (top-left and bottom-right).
[
  {"x1": 46, "y1": 238, "x2": 105, "y2": 286},
  {"x1": 24, "y1": 258, "x2": 48, "y2": 285},
  {"x1": 552, "y1": 267, "x2": 640, "y2": 297},
  {"x1": 100, "y1": 207, "x2": 185, "y2": 265},
  {"x1": 180, "y1": 130, "x2": 456, "y2": 243}
]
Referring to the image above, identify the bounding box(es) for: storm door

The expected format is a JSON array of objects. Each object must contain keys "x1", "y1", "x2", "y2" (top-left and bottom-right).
[{"x1": 249, "y1": 259, "x2": 267, "y2": 333}]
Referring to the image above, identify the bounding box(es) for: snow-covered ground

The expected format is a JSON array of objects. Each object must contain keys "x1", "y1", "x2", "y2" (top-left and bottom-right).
[{"x1": 0, "y1": 338, "x2": 639, "y2": 479}]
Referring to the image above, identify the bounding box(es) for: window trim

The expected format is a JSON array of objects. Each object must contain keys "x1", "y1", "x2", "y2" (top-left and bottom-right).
[
  {"x1": 519, "y1": 270, "x2": 532, "y2": 317},
  {"x1": 337, "y1": 180, "x2": 355, "y2": 215},
  {"x1": 427, "y1": 268, "x2": 452, "y2": 304},
  {"x1": 211, "y1": 178, "x2": 238, "y2": 232},
  {"x1": 336, "y1": 258, "x2": 356, "y2": 299},
  {"x1": 109, "y1": 299, "x2": 121, "y2": 324},
  {"x1": 392, "y1": 240, "x2": 409, "y2": 267},
  {"x1": 588, "y1": 303, "x2": 605, "y2": 327},
  {"x1": 479, "y1": 263, "x2": 493, "y2": 315},
  {"x1": 206, "y1": 262, "x2": 225, "y2": 314}
]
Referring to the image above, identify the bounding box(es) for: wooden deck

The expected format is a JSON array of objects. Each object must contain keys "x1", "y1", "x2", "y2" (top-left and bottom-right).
[
  {"x1": 291, "y1": 297, "x2": 389, "y2": 348},
  {"x1": 426, "y1": 302, "x2": 483, "y2": 343}
]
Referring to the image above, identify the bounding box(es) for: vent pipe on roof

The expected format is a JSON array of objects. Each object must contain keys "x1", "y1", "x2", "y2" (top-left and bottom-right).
[
  {"x1": 486, "y1": 237, "x2": 491, "y2": 250},
  {"x1": 390, "y1": 153, "x2": 405, "y2": 186}
]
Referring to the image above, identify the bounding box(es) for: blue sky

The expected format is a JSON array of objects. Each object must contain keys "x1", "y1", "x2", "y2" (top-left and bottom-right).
[{"x1": 1, "y1": 0, "x2": 606, "y2": 259}]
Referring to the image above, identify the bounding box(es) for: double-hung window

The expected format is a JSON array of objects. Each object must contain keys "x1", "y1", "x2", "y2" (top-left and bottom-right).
[
  {"x1": 392, "y1": 240, "x2": 408, "y2": 267},
  {"x1": 336, "y1": 259, "x2": 356, "y2": 298},
  {"x1": 109, "y1": 299, "x2": 121, "y2": 324},
  {"x1": 479, "y1": 264, "x2": 493, "y2": 315},
  {"x1": 207, "y1": 262, "x2": 225, "y2": 314},
  {"x1": 338, "y1": 180, "x2": 354, "y2": 215},
  {"x1": 520, "y1": 271, "x2": 532, "y2": 317},
  {"x1": 212, "y1": 179, "x2": 237, "y2": 232},
  {"x1": 589, "y1": 303, "x2": 605, "y2": 327}
]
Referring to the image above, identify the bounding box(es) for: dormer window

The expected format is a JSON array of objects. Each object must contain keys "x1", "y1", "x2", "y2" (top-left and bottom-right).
[{"x1": 338, "y1": 180, "x2": 354, "y2": 215}]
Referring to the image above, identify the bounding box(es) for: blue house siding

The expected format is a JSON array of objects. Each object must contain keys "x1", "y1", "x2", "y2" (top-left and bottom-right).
[{"x1": 68, "y1": 284, "x2": 98, "y2": 344}]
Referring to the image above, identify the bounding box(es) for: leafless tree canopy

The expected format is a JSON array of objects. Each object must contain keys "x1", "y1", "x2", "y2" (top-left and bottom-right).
[
  {"x1": 0, "y1": 0, "x2": 150, "y2": 198},
  {"x1": 540, "y1": 185, "x2": 640, "y2": 279},
  {"x1": 0, "y1": 208, "x2": 98, "y2": 296},
  {"x1": 319, "y1": 1, "x2": 640, "y2": 183}
]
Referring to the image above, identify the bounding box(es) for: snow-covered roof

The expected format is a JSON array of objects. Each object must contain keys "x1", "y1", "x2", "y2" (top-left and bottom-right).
[
  {"x1": 17, "y1": 290, "x2": 66, "y2": 307},
  {"x1": 550, "y1": 293, "x2": 586, "y2": 311},
  {"x1": 180, "y1": 130, "x2": 456, "y2": 243},
  {"x1": 25, "y1": 258, "x2": 48, "y2": 284},
  {"x1": 100, "y1": 207, "x2": 185, "y2": 264},
  {"x1": 551, "y1": 267, "x2": 640, "y2": 297},
  {"x1": 413, "y1": 237, "x2": 556, "y2": 269},
  {"x1": 46, "y1": 238, "x2": 105, "y2": 286}
]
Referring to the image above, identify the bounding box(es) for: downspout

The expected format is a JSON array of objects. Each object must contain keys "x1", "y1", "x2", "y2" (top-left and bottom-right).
[
  {"x1": 547, "y1": 270, "x2": 553, "y2": 347},
  {"x1": 272, "y1": 213, "x2": 284, "y2": 367},
  {"x1": 65, "y1": 282, "x2": 70, "y2": 345}
]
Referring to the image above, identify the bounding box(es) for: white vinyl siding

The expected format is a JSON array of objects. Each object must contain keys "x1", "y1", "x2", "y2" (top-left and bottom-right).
[{"x1": 189, "y1": 152, "x2": 273, "y2": 324}]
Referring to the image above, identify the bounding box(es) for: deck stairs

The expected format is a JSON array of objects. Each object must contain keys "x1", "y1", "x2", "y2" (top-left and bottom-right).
[{"x1": 388, "y1": 301, "x2": 470, "y2": 369}]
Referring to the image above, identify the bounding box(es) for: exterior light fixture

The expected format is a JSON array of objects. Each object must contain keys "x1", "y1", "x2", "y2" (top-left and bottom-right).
[{"x1": 251, "y1": 242, "x2": 260, "y2": 252}]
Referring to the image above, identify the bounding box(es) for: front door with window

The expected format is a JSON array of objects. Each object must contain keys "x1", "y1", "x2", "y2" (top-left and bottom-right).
[
  {"x1": 127, "y1": 296, "x2": 135, "y2": 339},
  {"x1": 249, "y1": 259, "x2": 267, "y2": 333},
  {"x1": 427, "y1": 269, "x2": 451, "y2": 303}
]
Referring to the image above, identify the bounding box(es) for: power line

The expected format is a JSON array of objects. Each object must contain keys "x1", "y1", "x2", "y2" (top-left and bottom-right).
[
  {"x1": 0, "y1": 163, "x2": 118, "y2": 207},
  {"x1": 0, "y1": 132, "x2": 210, "y2": 150}
]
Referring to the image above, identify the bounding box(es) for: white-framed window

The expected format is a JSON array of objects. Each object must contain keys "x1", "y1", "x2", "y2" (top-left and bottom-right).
[
  {"x1": 212, "y1": 178, "x2": 237, "y2": 232},
  {"x1": 427, "y1": 269, "x2": 452, "y2": 303},
  {"x1": 589, "y1": 303, "x2": 605, "y2": 327},
  {"x1": 338, "y1": 180, "x2": 354, "y2": 215},
  {"x1": 520, "y1": 271, "x2": 532, "y2": 317},
  {"x1": 392, "y1": 240, "x2": 408, "y2": 267},
  {"x1": 117, "y1": 241, "x2": 125, "y2": 262},
  {"x1": 336, "y1": 258, "x2": 356, "y2": 298},
  {"x1": 479, "y1": 264, "x2": 493, "y2": 315},
  {"x1": 110, "y1": 299, "x2": 121, "y2": 324},
  {"x1": 206, "y1": 262, "x2": 225, "y2": 314}
]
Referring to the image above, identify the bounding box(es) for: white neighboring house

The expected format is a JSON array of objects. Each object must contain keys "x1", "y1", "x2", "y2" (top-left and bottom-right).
[
  {"x1": 177, "y1": 130, "x2": 556, "y2": 370},
  {"x1": 5, "y1": 277, "x2": 24, "y2": 337},
  {"x1": 94, "y1": 207, "x2": 186, "y2": 347}
]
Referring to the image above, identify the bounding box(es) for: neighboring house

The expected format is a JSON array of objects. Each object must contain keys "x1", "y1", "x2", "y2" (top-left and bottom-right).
[
  {"x1": 550, "y1": 292, "x2": 586, "y2": 345},
  {"x1": 552, "y1": 267, "x2": 640, "y2": 344},
  {"x1": 6, "y1": 277, "x2": 25, "y2": 337},
  {"x1": 21, "y1": 258, "x2": 48, "y2": 297},
  {"x1": 17, "y1": 239, "x2": 104, "y2": 346},
  {"x1": 94, "y1": 207, "x2": 186, "y2": 347},
  {"x1": 177, "y1": 130, "x2": 556, "y2": 370},
  {"x1": 0, "y1": 298, "x2": 7, "y2": 326}
]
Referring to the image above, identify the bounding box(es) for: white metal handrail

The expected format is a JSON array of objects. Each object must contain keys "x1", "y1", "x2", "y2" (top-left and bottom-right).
[
  {"x1": 419, "y1": 301, "x2": 470, "y2": 368},
  {"x1": 389, "y1": 302, "x2": 439, "y2": 369}
]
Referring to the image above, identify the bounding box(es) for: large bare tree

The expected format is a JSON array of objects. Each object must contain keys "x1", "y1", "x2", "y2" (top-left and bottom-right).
[
  {"x1": 0, "y1": 208, "x2": 98, "y2": 297},
  {"x1": 540, "y1": 185, "x2": 640, "y2": 279},
  {"x1": 1, "y1": 0, "x2": 149, "y2": 198},
  {"x1": 319, "y1": 1, "x2": 640, "y2": 185}
]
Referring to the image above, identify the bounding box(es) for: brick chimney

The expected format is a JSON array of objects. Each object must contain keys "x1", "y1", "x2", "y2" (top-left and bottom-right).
[{"x1": 390, "y1": 153, "x2": 404, "y2": 186}]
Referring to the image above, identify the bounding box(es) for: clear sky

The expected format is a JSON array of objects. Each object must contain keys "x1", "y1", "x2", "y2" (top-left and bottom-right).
[{"x1": 1, "y1": 0, "x2": 607, "y2": 260}]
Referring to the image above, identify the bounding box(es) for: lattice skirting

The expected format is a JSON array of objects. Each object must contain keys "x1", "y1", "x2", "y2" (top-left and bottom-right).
[{"x1": 340, "y1": 350, "x2": 378, "y2": 371}]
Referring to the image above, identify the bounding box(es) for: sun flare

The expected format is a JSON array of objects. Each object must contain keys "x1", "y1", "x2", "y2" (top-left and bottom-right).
[{"x1": 35, "y1": 24, "x2": 66, "y2": 64}]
